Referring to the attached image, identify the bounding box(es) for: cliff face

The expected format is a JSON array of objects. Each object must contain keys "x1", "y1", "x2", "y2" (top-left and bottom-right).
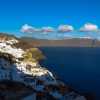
[
  {"x1": 20, "y1": 37, "x2": 100, "y2": 47},
  {"x1": 0, "y1": 36, "x2": 86, "y2": 100}
]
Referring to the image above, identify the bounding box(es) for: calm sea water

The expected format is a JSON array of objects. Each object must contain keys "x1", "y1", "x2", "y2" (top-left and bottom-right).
[{"x1": 39, "y1": 47, "x2": 100, "y2": 100}]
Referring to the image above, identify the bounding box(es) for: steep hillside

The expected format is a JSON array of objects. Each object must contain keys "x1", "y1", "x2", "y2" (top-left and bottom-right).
[{"x1": 0, "y1": 33, "x2": 88, "y2": 100}]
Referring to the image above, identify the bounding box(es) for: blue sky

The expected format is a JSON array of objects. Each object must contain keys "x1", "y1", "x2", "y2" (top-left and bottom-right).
[{"x1": 0, "y1": 0, "x2": 100, "y2": 39}]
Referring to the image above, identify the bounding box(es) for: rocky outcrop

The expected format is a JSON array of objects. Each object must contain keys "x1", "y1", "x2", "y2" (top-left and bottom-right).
[{"x1": 0, "y1": 37, "x2": 86, "y2": 100}]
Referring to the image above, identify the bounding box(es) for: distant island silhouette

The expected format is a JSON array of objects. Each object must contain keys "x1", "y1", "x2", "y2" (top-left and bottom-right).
[{"x1": 20, "y1": 37, "x2": 100, "y2": 47}]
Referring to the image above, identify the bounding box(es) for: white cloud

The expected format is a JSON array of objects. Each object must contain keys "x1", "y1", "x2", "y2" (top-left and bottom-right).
[
  {"x1": 20, "y1": 24, "x2": 41, "y2": 33},
  {"x1": 80, "y1": 23, "x2": 99, "y2": 32},
  {"x1": 20, "y1": 24, "x2": 55, "y2": 33},
  {"x1": 58, "y1": 25, "x2": 74, "y2": 32},
  {"x1": 41, "y1": 26, "x2": 55, "y2": 33},
  {"x1": 20, "y1": 24, "x2": 34, "y2": 33}
]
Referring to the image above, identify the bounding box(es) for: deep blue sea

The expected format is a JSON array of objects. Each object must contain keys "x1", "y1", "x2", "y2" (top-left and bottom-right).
[{"x1": 40, "y1": 47, "x2": 100, "y2": 100}]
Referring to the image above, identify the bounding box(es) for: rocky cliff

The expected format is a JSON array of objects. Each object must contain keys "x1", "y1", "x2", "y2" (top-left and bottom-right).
[{"x1": 0, "y1": 35, "x2": 87, "y2": 100}]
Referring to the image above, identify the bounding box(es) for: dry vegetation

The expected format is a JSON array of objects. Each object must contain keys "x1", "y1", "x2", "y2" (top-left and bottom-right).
[{"x1": 23, "y1": 48, "x2": 45, "y2": 62}]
